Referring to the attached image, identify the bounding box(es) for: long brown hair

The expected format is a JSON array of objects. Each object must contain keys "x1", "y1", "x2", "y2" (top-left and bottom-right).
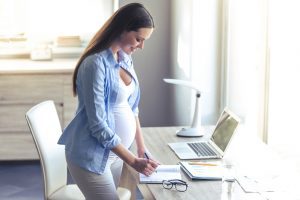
[{"x1": 72, "y1": 3, "x2": 154, "y2": 96}]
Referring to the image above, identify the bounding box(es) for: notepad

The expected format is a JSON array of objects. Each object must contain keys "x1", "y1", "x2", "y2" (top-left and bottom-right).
[
  {"x1": 179, "y1": 161, "x2": 223, "y2": 180},
  {"x1": 139, "y1": 165, "x2": 181, "y2": 184}
]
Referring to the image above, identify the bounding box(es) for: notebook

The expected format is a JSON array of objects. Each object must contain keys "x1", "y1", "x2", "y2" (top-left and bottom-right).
[
  {"x1": 168, "y1": 108, "x2": 240, "y2": 160},
  {"x1": 139, "y1": 165, "x2": 181, "y2": 184},
  {"x1": 179, "y1": 161, "x2": 223, "y2": 180}
]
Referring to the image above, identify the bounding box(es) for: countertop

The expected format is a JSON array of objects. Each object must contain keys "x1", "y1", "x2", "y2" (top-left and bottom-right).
[{"x1": 0, "y1": 58, "x2": 78, "y2": 74}]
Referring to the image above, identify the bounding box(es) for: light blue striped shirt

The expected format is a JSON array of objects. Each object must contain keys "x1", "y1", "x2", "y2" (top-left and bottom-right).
[{"x1": 58, "y1": 48, "x2": 140, "y2": 174}]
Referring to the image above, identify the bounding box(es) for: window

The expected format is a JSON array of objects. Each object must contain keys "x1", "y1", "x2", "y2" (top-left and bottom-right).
[
  {"x1": 223, "y1": 0, "x2": 300, "y2": 161},
  {"x1": 221, "y1": 0, "x2": 268, "y2": 139},
  {"x1": 267, "y1": 0, "x2": 300, "y2": 151},
  {"x1": 0, "y1": 0, "x2": 115, "y2": 58}
]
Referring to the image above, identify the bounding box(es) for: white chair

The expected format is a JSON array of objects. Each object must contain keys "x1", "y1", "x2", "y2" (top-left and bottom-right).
[{"x1": 25, "y1": 100, "x2": 131, "y2": 200}]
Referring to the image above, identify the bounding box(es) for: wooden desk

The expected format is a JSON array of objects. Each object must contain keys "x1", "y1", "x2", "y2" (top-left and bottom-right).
[
  {"x1": 120, "y1": 126, "x2": 266, "y2": 200},
  {"x1": 120, "y1": 126, "x2": 300, "y2": 200}
]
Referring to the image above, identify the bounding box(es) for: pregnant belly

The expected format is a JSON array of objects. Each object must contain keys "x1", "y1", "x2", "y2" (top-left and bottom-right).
[{"x1": 113, "y1": 107, "x2": 136, "y2": 149}]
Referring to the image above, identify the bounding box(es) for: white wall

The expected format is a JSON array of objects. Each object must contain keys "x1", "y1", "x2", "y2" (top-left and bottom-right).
[
  {"x1": 118, "y1": 0, "x2": 222, "y2": 127},
  {"x1": 170, "y1": 0, "x2": 223, "y2": 126}
]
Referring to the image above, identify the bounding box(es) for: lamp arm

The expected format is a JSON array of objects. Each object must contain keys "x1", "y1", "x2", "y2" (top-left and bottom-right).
[
  {"x1": 163, "y1": 78, "x2": 203, "y2": 136},
  {"x1": 163, "y1": 79, "x2": 201, "y2": 93}
]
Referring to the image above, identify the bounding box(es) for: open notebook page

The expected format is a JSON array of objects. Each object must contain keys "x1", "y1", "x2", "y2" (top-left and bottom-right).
[{"x1": 139, "y1": 165, "x2": 181, "y2": 183}]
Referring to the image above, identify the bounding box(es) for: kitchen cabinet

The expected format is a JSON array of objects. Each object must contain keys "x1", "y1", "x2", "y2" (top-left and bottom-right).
[{"x1": 0, "y1": 59, "x2": 77, "y2": 160}]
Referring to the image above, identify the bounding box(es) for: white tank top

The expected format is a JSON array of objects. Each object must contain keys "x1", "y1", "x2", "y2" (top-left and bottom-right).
[{"x1": 113, "y1": 78, "x2": 136, "y2": 149}]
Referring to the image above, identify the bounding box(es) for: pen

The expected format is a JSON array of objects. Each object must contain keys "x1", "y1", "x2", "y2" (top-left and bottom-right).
[
  {"x1": 144, "y1": 152, "x2": 157, "y2": 173},
  {"x1": 188, "y1": 162, "x2": 218, "y2": 166},
  {"x1": 144, "y1": 152, "x2": 150, "y2": 160}
]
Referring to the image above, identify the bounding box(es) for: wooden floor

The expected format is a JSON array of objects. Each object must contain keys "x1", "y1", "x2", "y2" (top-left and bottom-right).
[
  {"x1": 0, "y1": 161, "x2": 144, "y2": 200},
  {"x1": 0, "y1": 161, "x2": 43, "y2": 200}
]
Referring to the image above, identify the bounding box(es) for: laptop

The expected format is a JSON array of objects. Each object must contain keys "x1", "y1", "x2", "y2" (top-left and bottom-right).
[{"x1": 168, "y1": 108, "x2": 240, "y2": 160}]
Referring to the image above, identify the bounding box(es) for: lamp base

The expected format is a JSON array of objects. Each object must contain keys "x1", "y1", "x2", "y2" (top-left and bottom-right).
[{"x1": 176, "y1": 127, "x2": 204, "y2": 137}]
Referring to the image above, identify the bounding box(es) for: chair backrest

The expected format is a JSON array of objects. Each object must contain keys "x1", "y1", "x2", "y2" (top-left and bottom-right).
[{"x1": 25, "y1": 100, "x2": 67, "y2": 199}]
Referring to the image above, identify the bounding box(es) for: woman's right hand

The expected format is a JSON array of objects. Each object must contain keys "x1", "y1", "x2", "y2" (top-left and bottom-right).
[
  {"x1": 131, "y1": 157, "x2": 158, "y2": 176},
  {"x1": 112, "y1": 144, "x2": 158, "y2": 176}
]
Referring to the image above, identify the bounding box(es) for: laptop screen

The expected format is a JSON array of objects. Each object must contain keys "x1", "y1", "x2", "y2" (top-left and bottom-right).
[{"x1": 211, "y1": 109, "x2": 240, "y2": 152}]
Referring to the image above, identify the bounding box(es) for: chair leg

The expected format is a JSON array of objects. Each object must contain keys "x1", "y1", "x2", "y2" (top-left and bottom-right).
[{"x1": 117, "y1": 187, "x2": 131, "y2": 200}]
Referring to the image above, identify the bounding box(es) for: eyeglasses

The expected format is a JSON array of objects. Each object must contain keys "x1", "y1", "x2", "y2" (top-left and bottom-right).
[{"x1": 162, "y1": 179, "x2": 188, "y2": 192}]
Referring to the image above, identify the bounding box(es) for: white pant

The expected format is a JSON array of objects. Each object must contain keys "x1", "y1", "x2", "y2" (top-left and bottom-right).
[{"x1": 66, "y1": 154, "x2": 123, "y2": 200}]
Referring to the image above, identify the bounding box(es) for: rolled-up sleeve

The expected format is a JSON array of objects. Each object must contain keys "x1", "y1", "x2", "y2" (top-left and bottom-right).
[{"x1": 80, "y1": 56, "x2": 121, "y2": 149}]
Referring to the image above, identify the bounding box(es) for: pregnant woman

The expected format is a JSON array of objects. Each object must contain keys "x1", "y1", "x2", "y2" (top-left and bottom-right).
[{"x1": 58, "y1": 3, "x2": 159, "y2": 199}]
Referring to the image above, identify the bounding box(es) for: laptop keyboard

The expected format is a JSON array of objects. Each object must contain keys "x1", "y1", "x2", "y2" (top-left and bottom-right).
[{"x1": 188, "y1": 142, "x2": 218, "y2": 157}]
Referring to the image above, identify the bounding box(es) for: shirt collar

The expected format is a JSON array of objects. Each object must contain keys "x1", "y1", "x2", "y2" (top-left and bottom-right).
[
  {"x1": 106, "y1": 48, "x2": 118, "y2": 67},
  {"x1": 118, "y1": 50, "x2": 132, "y2": 62},
  {"x1": 106, "y1": 48, "x2": 133, "y2": 69}
]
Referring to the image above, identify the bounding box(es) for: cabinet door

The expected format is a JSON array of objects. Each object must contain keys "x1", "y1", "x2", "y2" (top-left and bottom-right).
[
  {"x1": 0, "y1": 74, "x2": 63, "y2": 103},
  {"x1": 0, "y1": 74, "x2": 64, "y2": 132}
]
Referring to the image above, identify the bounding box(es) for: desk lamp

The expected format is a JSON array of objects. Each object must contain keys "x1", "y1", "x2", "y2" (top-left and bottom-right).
[{"x1": 164, "y1": 78, "x2": 204, "y2": 137}]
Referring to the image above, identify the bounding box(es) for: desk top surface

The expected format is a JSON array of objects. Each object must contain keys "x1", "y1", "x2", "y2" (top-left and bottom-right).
[{"x1": 129, "y1": 126, "x2": 299, "y2": 200}]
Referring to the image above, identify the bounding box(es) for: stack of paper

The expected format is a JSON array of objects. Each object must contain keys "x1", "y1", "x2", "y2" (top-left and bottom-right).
[
  {"x1": 139, "y1": 165, "x2": 181, "y2": 184},
  {"x1": 179, "y1": 161, "x2": 223, "y2": 180},
  {"x1": 235, "y1": 175, "x2": 275, "y2": 193},
  {"x1": 55, "y1": 36, "x2": 82, "y2": 47}
]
